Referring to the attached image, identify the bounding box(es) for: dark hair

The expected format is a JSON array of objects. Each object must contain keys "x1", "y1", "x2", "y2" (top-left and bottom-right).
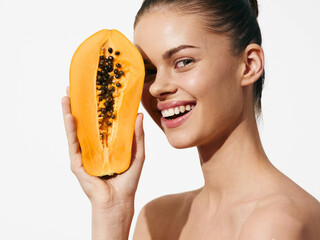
[{"x1": 134, "y1": 0, "x2": 265, "y2": 120}]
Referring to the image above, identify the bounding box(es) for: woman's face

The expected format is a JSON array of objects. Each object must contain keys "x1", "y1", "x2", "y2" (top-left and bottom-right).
[{"x1": 134, "y1": 9, "x2": 245, "y2": 149}]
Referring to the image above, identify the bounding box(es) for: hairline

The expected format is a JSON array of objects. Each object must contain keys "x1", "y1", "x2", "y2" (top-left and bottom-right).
[{"x1": 134, "y1": 4, "x2": 236, "y2": 57}]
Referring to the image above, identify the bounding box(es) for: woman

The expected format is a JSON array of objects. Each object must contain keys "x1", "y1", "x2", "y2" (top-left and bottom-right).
[{"x1": 62, "y1": 0, "x2": 320, "y2": 239}]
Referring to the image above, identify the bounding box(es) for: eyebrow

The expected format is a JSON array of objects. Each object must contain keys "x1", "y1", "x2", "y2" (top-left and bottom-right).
[
  {"x1": 163, "y1": 45, "x2": 198, "y2": 60},
  {"x1": 143, "y1": 44, "x2": 198, "y2": 64}
]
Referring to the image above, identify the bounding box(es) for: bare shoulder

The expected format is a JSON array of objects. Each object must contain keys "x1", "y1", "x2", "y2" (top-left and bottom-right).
[
  {"x1": 133, "y1": 189, "x2": 200, "y2": 240},
  {"x1": 239, "y1": 188, "x2": 320, "y2": 240}
]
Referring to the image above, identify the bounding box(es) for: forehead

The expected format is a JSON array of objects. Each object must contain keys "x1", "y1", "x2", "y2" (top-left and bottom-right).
[
  {"x1": 133, "y1": 9, "x2": 230, "y2": 61},
  {"x1": 135, "y1": 10, "x2": 203, "y2": 38},
  {"x1": 134, "y1": 11, "x2": 206, "y2": 53}
]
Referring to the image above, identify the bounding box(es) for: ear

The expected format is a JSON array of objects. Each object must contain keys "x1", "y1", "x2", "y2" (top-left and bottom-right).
[{"x1": 240, "y1": 43, "x2": 264, "y2": 87}]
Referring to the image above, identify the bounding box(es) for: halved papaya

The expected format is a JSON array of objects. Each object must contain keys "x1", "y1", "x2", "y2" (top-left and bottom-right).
[{"x1": 69, "y1": 29, "x2": 145, "y2": 176}]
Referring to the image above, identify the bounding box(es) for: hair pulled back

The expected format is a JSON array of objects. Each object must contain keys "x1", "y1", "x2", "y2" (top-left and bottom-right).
[{"x1": 135, "y1": 0, "x2": 264, "y2": 119}]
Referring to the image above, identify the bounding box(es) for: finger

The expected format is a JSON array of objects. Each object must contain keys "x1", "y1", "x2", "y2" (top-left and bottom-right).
[
  {"x1": 134, "y1": 113, "x2": 145, "y2": 160},
  {"x1": 61, "y1": 97, "x2": 80, "y2": 155},
  {"x1": 65, "y1": 114, "x2": 81, "y2": 155},
  {"x1": 61, "y1": 95, "x2": 71, "y2": 115},
  {"x1": 66, "y1": 86, "x2": 70, "y2": 97},
  {"x1": 129, "y1": 113, "x2": 145, "y2": 174}
]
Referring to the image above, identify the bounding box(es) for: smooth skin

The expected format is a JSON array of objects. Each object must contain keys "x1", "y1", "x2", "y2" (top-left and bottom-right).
[
  {"x1": 132, "y1": 9, "x2": 320, "y2": 240},
  {"x1": 62, "y1": 7, "x2": 320, "y2": 240}
]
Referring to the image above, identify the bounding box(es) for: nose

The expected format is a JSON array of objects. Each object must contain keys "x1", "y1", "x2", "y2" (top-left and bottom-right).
[{"x1": 149, "y1": 69, "x2": 177, "y2": 99}]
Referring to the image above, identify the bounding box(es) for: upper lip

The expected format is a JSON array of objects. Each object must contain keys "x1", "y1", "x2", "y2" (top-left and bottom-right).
[{"x1": 157, "y1": 100, "x2": 197, "y2": 111}]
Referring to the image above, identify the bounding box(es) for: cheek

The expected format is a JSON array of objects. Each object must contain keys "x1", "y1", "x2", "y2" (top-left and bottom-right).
[
  {"x1": 178, "y1": 63, "x2": 240, "y2": 103},
  {"x1": 201, "y1": 66, "x2": 243, "y2": 139},
  {"x1": 196, "y1": 58, "x2": 242, "y2": 109},
  {"x1": 182, "y1": 60, "x2": 243, "y2": 136},
  {"x1": 206, "y1": 71, "x2": 242, "y2": 119},
  {"x1": 176, "y1": 67, "x2": 208, "y2": 96}
]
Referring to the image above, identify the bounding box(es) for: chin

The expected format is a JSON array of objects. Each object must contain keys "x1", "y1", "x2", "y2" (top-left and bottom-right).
[{"x1": 164, "y1": 129, "x2": 198, "y2": 149}]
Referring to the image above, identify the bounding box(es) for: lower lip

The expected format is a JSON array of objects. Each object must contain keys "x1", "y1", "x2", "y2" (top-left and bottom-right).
[{"x1": 161, "y1": 109, "x2": 193, "y2": 128}]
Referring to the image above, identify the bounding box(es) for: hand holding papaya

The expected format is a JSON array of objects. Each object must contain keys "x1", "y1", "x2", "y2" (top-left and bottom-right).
[{"x1": 62, "y1": 89, "x2": 145, "y2": 239}]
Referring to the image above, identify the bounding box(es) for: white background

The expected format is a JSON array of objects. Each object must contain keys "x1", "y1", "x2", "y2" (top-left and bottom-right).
[{"x1": 0, "y1": 0, "x2": 319, "y2": 239}]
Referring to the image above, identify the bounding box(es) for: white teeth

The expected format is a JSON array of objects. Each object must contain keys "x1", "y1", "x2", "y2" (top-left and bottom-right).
[
  {"x1": 163, "y1": 109, "x2": 169, "y2": 117},
  {"x1": 161, "y1": 104, "x2": 195, "y2": 118},
  {"x1": 168, "y1": 108, "x2": 175, "y2": 117}
]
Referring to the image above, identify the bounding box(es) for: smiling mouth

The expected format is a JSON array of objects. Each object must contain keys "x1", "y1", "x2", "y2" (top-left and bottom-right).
[{"x1": 161, "y1": 104, "x2": 195, "y2": 120}]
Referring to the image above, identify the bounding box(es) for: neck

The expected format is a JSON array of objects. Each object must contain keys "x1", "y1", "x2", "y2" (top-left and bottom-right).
[{"x1": 197, "y1": 110, "x2": 273, "y2": 206}]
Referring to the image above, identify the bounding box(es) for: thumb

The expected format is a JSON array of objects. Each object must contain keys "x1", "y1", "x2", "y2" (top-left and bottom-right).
[{"x1": 128, "y1": 113, "x2": 145, "y2": 175}]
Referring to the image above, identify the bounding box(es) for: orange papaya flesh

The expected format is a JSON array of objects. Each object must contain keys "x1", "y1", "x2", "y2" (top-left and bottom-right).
[{"x1": 69, "y1": 29, "x2": 145, "y2": 176}]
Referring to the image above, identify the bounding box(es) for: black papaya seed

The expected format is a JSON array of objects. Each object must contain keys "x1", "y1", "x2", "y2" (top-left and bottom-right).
[{"x1": 107, "y1": 65, "x2": 113, "y2": 72}]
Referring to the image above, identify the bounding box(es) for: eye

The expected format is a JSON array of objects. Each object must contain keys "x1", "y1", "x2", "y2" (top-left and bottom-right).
[{"x1": 175, "y1": 59, "x2": 193, "y2": 69}]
